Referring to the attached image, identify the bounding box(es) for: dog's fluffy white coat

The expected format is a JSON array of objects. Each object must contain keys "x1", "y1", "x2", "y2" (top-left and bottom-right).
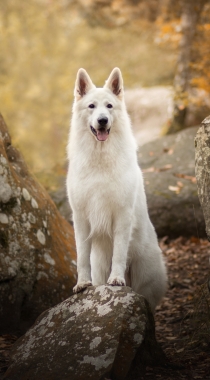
[{"x1": 67, "y1": 68, "x2": 167, "y2": 312}]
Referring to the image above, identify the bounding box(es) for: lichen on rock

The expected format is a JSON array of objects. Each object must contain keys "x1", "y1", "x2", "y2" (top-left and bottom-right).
[
  {"x1": 5, "y1": 286, "x2": 164, "y2": 380},
  {"x1": 0, "y1": 114, "x2": 76, "y2": 335},
  {"x1": 195, "y1": 116, "x2": 210, "y2": 240}
]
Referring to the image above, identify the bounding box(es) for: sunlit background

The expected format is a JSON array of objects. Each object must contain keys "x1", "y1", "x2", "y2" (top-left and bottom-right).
[{"x1": 1, "y1": 0, "x2": 209, "y2": 190}]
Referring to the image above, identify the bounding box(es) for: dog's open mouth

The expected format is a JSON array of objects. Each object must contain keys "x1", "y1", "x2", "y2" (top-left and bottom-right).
[{"x1": 90, "y1": 126, "x2": 110, "y2": 142}]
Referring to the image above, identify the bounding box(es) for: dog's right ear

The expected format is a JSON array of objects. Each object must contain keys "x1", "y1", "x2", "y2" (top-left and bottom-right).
[
  {"x1": 104, "y1": 68, "x2": 124, "y2": 99},
  {"x1": 74, "y1": 69, "x2": 95, "y2": 100}
]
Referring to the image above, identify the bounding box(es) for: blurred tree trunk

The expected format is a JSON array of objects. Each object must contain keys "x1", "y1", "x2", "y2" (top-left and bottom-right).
[{"x1": 168, "y1": 0, "x2": 206, "y2": 134}]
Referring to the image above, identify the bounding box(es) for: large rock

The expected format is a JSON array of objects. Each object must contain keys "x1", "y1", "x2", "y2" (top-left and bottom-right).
[
  {"x1": 49, "y1": 186, "x2": 72, "y2": 224},
  {"x1": 125, "y1": 87, "x2": 173, "y2": 146},
  {"x1": 138, "y1": 126, "x2": 205, "y2": 238},
  {"x1": 0, "y1": 114, "x2": 77, "y2": 335},
  {"x1": 4, "y1": 286, "x2": 165, "y2": 380}
]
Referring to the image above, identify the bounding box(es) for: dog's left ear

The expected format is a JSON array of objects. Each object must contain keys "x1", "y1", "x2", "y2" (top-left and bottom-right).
[{"x1": 104, "y1": 68, "x2": 124, "y2": 98}]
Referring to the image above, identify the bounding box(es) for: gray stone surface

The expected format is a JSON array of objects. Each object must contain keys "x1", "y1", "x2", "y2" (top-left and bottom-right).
[
  {"x1": 50, "y1": 185, "x2": 72, "y2": 224},
  {"x1": 0, "y1": 115, "x2": 77, "y2": 335},
  {"x1": 138, "y1": 126, "x2": 205, "y2": 238},
  {"x1": 4, "y1": 286, "x2": 163, "y2": 380}
]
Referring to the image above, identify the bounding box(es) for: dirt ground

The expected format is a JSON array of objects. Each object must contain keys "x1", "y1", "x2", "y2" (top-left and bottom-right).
[
  {"x1": 1, "y1": 236, "x2": 210, "y2": 380},
  {"x1": 143, "y1": 236, "x2": 210, "y2": 380}
]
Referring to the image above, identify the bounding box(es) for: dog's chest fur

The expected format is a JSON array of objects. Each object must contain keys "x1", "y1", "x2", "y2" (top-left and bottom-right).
[{"x1": 70, "y1": 142, "x2": 138, "y2": 237}]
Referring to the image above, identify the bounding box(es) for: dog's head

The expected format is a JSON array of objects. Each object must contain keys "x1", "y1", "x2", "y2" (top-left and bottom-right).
[{"x1": 73, "y1": 68, "x2": 124, "y2": 142}]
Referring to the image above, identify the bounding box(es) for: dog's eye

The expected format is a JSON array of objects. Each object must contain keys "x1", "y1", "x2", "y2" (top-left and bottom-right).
[
  {"x1": 88, "y1": 104, "x2": 95, "y2": 109},
  {"x1": 107, "y1": 104, "x2": 113, "y2": 109}
]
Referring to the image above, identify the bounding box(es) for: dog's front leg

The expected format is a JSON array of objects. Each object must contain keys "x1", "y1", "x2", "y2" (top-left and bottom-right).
[
  {"x1": 73, "y1": 215, "x2": 92, "y2": 293},
  {"x1": 107, "y1": 216, "x2": 132, "y2": 287}
]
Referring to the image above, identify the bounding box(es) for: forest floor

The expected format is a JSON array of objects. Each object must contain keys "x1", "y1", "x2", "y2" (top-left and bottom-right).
[
  {"x1": 0, "y1": 236, "x2": 210, "y2": 380},
  {"x1": 142, "y1": 236, "x2": 210, "y2": 380}
]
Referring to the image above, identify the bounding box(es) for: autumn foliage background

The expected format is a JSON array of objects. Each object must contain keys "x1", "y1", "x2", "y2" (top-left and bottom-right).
[{"x1": 1, "y1": 0, "x2": 210, "y2": 189}]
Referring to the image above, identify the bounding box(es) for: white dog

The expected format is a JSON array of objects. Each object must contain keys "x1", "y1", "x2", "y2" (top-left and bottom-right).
[{"x1": 67, "y1": 68, "x2": 167, "y2": 312}]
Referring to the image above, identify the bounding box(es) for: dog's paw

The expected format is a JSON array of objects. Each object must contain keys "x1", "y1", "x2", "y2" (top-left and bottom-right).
[
  {"x1": 73, "y1": 281, "x2": 92, "y2": 293},
  {"x1": 107, "y1": 276, "x2": 126, "y2": 286}
]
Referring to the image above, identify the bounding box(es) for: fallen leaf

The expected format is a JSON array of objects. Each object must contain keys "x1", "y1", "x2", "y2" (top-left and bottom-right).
[
  {"x1": 174, "y1": 173, "x2": 197, "y2": 183},
  {"x1": 143, "y1": 164, "x2": 173, "y2": 173},
  {"x1": 163, "y1": 147, "x2": 174, "y2": 155},
  {"x1": 168, "y1": 185, "x2": 180, "y2": 193},
  {"x1": 158, "y1": 164, "x2": 172, "y2": 172},
  {"x1": 168, "y1": 148, "x2": 174, "y2": 155},
  {"x1": 142, "y1": 167, "x2": 156, "y2": 173},
  {"x1": 177, "y1": 181, "x2": 184, "y2": 187},
  {"x1": 176, "y1": 348, "x2": 184, "y2": 353}
]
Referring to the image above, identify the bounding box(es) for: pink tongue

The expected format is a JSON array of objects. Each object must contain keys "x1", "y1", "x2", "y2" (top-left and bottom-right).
[{"x1": 97, "y1": 130, "x2": 108, "y2": 141}]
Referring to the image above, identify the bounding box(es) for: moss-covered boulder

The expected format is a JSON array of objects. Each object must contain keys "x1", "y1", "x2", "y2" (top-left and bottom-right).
[
  {"x1": 0, "y1": 114, "x2": 76, "y2": 335},
  {"x1": 5, "y1": 286, "x2": 165, "y2": 380}
]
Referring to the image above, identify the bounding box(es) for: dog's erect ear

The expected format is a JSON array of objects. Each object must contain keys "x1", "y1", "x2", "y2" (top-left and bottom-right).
[
  {"x1": 104, "y1": 68, "x2": 123, "y2": 98},
  {"x1": 74, "y1": 68, "x2": 95, "y2": 100}
]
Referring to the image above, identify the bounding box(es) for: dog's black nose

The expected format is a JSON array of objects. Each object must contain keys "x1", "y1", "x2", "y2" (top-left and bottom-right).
[{"x1": 97, "y1": 117, "x2": 108, "y2": 127}]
